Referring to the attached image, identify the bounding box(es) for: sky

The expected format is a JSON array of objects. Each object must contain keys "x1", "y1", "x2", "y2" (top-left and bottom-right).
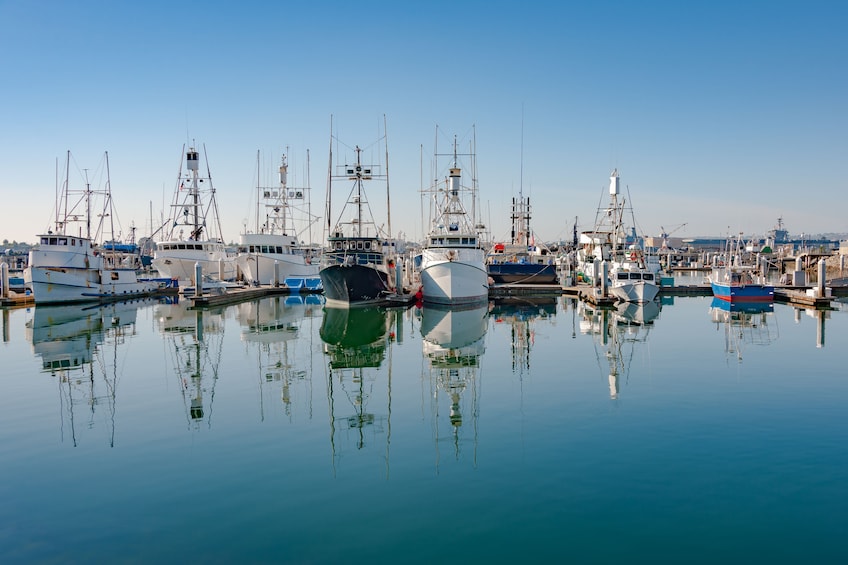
[{"x1": 1, "y1": 0, "x2": 846, "y2": 246}]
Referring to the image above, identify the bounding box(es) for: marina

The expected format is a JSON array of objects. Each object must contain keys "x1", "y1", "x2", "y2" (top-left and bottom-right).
[{"x1": 1, "y1": 289, "x2": 846, "y2": 562}]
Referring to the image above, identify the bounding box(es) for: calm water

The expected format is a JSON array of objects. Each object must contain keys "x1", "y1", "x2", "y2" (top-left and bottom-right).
[{"x1": 1, "y1": 286, "x2": 846, "y2": 563}]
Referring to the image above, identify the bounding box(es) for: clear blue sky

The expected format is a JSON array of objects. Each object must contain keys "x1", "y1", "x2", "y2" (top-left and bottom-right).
[{"x1": 1, "y1": 0, "x2": 846, "y2": 245}]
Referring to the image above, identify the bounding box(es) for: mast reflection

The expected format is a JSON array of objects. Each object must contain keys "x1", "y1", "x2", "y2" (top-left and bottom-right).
[
  {"x1": 709, "y1": 298, "x2": 777, "y2": 362},
  {"x1": 580, "y1": 299, "x2": 661, "y2": 399},
  {"x1": 419, "y1": 303, "x2": 489, "y2": 465},
  {"x1": 236, "y1": 295, "x2": 322, "y2": 421},
  {"x1": 27, "y1": 299, "x2": 146, "y2": 446},
  {"x1": 155, "y1": 300, "x2": 226, "y2": 430},
  {"x1": 321, "y1": 305, "x2": 403, "y2": 475}
]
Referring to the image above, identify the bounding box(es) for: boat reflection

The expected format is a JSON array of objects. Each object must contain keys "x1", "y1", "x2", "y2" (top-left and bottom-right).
[
  {"x1": 321, "y1": 306, "x2": 404, "y2": 474},
  {"x1": 580, "y1": 299, "x2": 661, "y2": 399},
  {"x1": 419, "y1": 303, "x2": 489, "y2": 463},
  {"x1": 709, "y1": 298, "x2": 777, "y2": 362},
  {"x1": 155, "y1": 300, "x2": 226, "y2": 430},
  {"x1": 236, "y1": 295, "x2": 322, "y2": 420},
  {"x1": 490, "y1": 296, "x2": 556, "y2": 377},
  {"x1": 27, "y1": 299, "x2": 147, "y2": 446}
]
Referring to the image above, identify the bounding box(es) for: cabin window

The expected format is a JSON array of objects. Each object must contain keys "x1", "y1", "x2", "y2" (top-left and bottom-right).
[
  {"x1": 617, "y1": 272, "x2": 629, "y2": 281},
  {"x1": 448, "y1": 238, "x2": 460, "y2": 245},
  {"x1": 364, "y1": 241, "x2": 371, "y2": 250},
  {"x1": 357, "y1": 241, "x2": 364, "y2": 250},
  {"x1": 335, "y1": 242, "x2": 342, "y2": 250},
  {"x1": 178, "y1": 244, "x2": 186, "y2": 250},
  {"x1": 630, "y1": 273, "x2": 641, "y2": 280},
  {"x1": 111, "y1": 272, "x2": 119, "y2": 281},
  {"x1": 71, "y1": 239, "x2": 76, "y2": 246},
  {"x1": 644, "y1": 273, "x2": 654, "y2": 281},
  {"x1": 49, "y1": 237, "x2": 58, "y2": 245}
]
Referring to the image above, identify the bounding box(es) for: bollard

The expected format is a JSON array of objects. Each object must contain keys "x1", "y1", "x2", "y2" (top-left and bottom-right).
[
  {"x1": 274, "y1": 261, "x2": 280, "y2": 288},
  {"x1": 0, "y1": 263, "x2": 8, "y2": 299},
  {"x1": 194, "y1": 262, "x2": 203, "y2": 298}
]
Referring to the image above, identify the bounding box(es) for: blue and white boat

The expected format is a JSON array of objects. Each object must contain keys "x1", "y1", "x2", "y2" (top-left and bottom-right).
[
  {"x1": 709, "y1": 266, "x2": 775, "y2": 303},
  {"x1": 708, "y1": 235, "x2": 774, "y2": 303}
]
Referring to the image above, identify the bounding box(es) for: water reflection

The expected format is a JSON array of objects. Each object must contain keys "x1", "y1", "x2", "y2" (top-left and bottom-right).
[
  {"x1": 580, "y1": 299, "x2": 661, "y2": 399},
  {"x1": 490, "y1": 297, "x2": 557, "y2": 378},
  {"x1": 419, "y1": 303, "x2": 489, "y2": 464},
  {"x1": 321, "y1": 306, "x2": 404, "y2": 473},
  {"x1": 236, "y1": 295, "x2": 323, "y2": 421},
  {"x1": 709, "y1": 298, "x2": 778, "y2": 362},
  {"x1": 155, "y1": 301, "x2": 226, "y2": 430},
  {"x1": 792, "y1": 305, "x2": 831, "y2": 349},
  {"x1": 26, "y1": 300, "x2": 147, "y2": 446}
]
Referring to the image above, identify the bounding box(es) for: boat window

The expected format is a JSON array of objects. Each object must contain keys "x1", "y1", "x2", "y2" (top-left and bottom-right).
[
  {"x1": 178, "y1": 244, "x2": 186, "y2": 250},
  {"x1": 617, "y1": 272, "x2": 629, "y2": 280},
  {"x1": 357, "y1": 241, "x2": 364, "y2": 250},
  {"x1": 335, "y1": 242, "x2": 342, "y2": 250},
  {"x1": 644, "y1": 273, "x2": 654, "y2": 281},
  {"x1": 630, "y1": 273, "x2": 641, "y2": 280},
  {"x1": 448, "y1": 238, "x2": 460, "y2": 245},
  {"x1": 59, "y1": 238, "x2": 68, "y2": 246},
  {"x1": 71, "y1": 239, "x2": 76, "y2": 246},
  {"x1": 364, "y1": 241, "x2": 371, "y2": 250},
  {"x1": 111, "y1": 272, "x2": 119, "y2": 281}
]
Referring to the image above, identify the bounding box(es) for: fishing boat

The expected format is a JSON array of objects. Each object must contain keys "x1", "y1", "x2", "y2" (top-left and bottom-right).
[
  {"x1": 709, "y1": 235, "x2": 774, "y2": 303},
  {"x1": 152, "y1": 145, "x2": 237, "y2": 284},
  {"x1": 419, "y1": 129, "x2": 489, "y2": 304},
  {"x1": 319, "y1": 121, "x2": 402, "y2": 306},
  {"x1": 486, "y1": 192, "x2": 558, "y2": 285},
  {"x1": 577, "y1": 169, "x2": 660, "y2": 303},
  {"x1": 25, "y1": 151, "x2": 163, "y2": 304},
  {"x1": 235, "y1": 151, "x2": 320, "y2": 288}
]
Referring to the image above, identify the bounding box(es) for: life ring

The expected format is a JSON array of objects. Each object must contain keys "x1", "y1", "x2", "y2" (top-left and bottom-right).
[{"x1": 629, "y1": 251, "x2": 637, "y2": 261}]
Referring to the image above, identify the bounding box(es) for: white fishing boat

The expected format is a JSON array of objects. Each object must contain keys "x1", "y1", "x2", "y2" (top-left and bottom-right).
[
  {"x1": 25, "y1": 151, "x2": 163, "y2": 304},
  {"x1": 152, "y1": 145, "x2": 237, "y2": 283},
  {"x1": 578, "y1": 169, "x2": 660, "y2": 304},
  {"x1": 236, "y1": 151, "x2": 320, "y2": 288},
  {"x1": 419, "y1": 128, "x2": 488, "y2": 305}
]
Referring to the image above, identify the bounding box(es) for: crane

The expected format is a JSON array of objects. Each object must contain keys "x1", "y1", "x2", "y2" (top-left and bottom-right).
[{"x1": 660, "y1": 222, "x2": 687, "y2": 249}]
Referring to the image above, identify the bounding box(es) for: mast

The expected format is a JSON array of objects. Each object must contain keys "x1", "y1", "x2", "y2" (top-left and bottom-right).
[{"x1": 384, "y1": 115, "x2": 392, "y2": 243}]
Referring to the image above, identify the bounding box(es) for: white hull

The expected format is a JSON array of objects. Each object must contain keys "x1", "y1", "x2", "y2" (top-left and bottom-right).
[
  {"x1": 152, "y1": 244, "x2": 237, "y2": 282},
  {"x1": 609, "y1": 280, "x2": 659, "y2": 304},
  {"x1": 25, "y1": 265, "x2": 159, "y2": 304},
  {"x1": 236, "y1": 252, "x2": 318, "y2": 285},
  {"x1": 420, "y1": 248, "x2": 488, "y2": 305}
]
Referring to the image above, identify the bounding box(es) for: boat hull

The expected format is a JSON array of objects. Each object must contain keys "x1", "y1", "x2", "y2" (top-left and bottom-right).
[
  {"x1": 486, "y1": 262, "x2": 559, "y2": 285},
  {"x1": 152, "y1": 249, "x2": 237, "y2": 283},
  {"x1": 420, "y1": 249, "x2": 488, "y2": 305},
  {"x1": 25, "y1": 266, "x2": 160, "y2": 304},
  {"x1": 609, "y1": 280, "x2": 660, "y2": 304},
  {"x1": 710, "y1": 282, "x2": 775, "y2": 303},
  {"x1": 236, "y1": 252, "x2": 319, "y2": 286},
  {"x1": 319, "y1": 264, "x2": 391, "y2": 306}
]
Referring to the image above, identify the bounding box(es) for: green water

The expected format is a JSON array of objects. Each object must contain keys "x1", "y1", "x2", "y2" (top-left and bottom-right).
[{"x1": 1, "y1": 294, "x2": 845, "y2": 563}]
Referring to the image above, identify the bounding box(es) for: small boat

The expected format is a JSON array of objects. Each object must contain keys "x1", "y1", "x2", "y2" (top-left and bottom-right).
[
  {"x1": 577, "y1": 169, "x2": 660, "y2": 303},
  {"x1": 709, "y1": 235, "x2": 774, "y2": 303},
  {"x1": 25, "y1": 151, "x2": 163, "y2": 304},
  {"x1": 486, "y1": 193, "x2": 558, "y2": 285},
  {"x1": 152, "y1": 145, "x2": 237, "y2": 284},
  {"x1": 709, "y1": 266, "x2": 775, "y2": 302},
  {"x1": 419, "y1": 128, "x2": 489, "y2": 305},
  {"x1": 236, "y1": 151, "x2": 320, "y2": 287},
  {"x1": 319, "y1": 120, "x2": 402, "y2": 307}
]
